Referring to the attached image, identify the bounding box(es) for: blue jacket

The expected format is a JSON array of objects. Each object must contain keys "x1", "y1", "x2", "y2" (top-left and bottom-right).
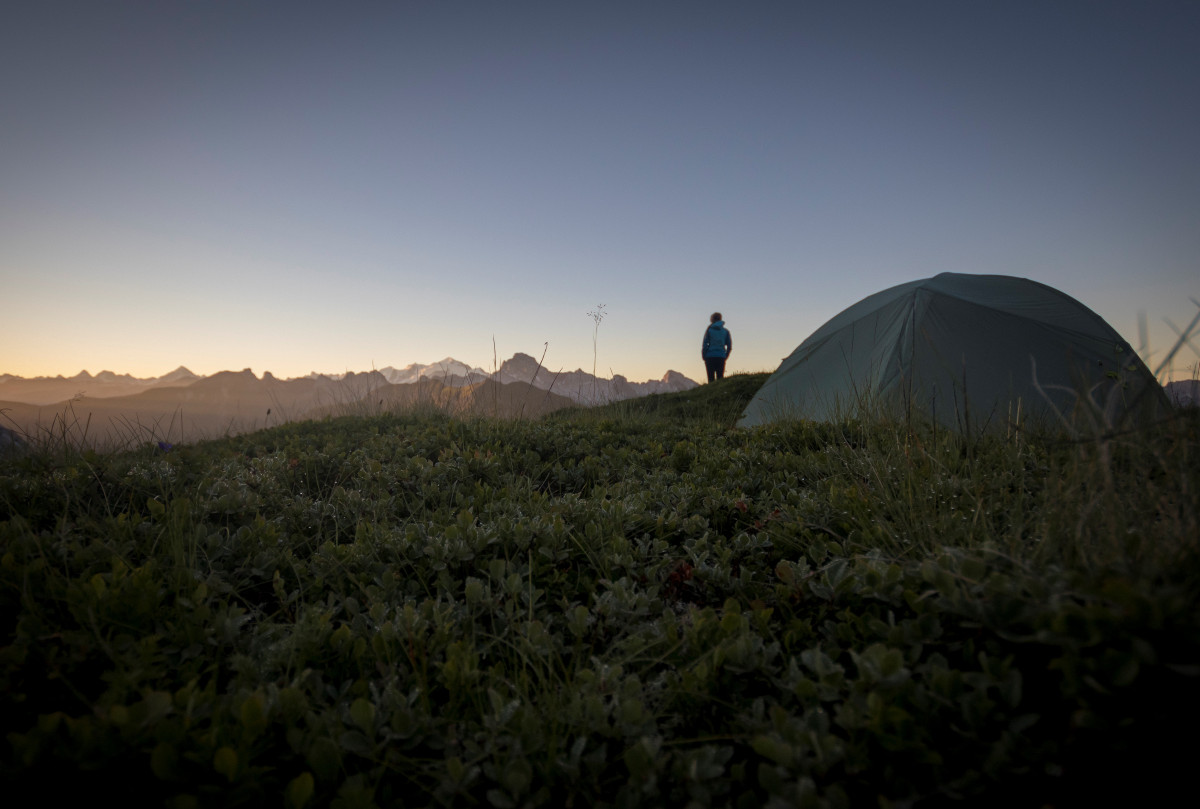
[{"x1": 702, "y1": 321, "x2": 732, "y2": 358}]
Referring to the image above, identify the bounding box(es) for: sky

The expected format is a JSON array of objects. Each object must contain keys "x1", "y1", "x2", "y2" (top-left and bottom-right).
[{"x1": 3, "y1": 1, "x2": 1198, "y2": 383}]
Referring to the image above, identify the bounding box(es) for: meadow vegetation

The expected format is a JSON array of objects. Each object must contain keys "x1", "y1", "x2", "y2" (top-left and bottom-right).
[{"x1": 1, "y1": 373, "x2": 1197, "y2": 807}]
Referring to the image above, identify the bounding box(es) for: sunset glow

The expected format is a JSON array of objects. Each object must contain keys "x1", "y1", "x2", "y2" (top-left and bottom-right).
[{"x1": 2, "y1": 2, "x2": 1197, "y2": 382}]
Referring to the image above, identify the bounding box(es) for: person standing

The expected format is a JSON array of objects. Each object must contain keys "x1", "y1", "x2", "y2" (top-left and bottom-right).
[{"x1": 702, "y1": 312, "x2": 732, "y2": 382}]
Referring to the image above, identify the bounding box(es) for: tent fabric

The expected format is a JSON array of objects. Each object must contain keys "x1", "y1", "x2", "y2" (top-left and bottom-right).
[{"x1": 738, "y1": 273, "x2": 1169, "y2": 431}]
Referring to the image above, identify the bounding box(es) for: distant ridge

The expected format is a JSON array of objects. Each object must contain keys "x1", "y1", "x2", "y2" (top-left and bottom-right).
[
  {"x1": 375, "y1": 353, "x2": 700, "y2": 403},
  {"x1": 1, "y1": 356, "x2": 696, "y2": 406},
  {"x1": 0, "y1": 366, "x2": 202, "y2": 405},
  {"x1": 308, "y1": 377, "x2": 579, "y2": 421},
  {"x1": 158, "y1": 366, "x2": 201, "y2": 385},
  {"x1": 379, "y1": 358, "x2": 489, "y2": 386},
  {"x1": 1166, "y1": 379, "x2": 1199, "y2": 408},
  {"x1": 0, "y1": 355, "x2": 699, "y2": 448},
  {"x1": 492, "y1": 352, "x2": 698, "y2": 403}
]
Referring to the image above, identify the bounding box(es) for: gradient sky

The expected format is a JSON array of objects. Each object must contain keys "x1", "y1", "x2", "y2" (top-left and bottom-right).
[{"x1": 3, "y1": 1, "x2": 1198, "y2": 382}]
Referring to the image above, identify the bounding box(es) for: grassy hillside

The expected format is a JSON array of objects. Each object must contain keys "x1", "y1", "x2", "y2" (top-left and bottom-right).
[
  {"x1": 552, "y1": 372, "x2": 769, "y2": 426},
  {"x1": 1, "y1": 387, "x2": 1197, "y2": 806}
]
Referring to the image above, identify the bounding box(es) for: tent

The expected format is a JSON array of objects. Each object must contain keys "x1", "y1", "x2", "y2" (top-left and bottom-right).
[{"x1": 738, "y1": 273, "x2": 1169, "y2": 432}]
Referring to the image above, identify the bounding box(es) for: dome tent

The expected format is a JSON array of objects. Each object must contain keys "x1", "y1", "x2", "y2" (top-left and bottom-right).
[{"x1": 738, "y1": 273, "x2": 1169, "y2": 432}]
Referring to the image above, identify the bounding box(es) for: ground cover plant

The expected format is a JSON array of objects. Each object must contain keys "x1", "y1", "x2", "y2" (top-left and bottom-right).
[{"x1": 1, "y1": 378, "x2": 1197, "y2": 807}]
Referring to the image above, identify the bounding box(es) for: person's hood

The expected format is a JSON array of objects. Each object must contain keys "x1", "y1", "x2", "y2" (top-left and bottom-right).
[{"x1": 709, "y1": 320, "x2": 726, "y2": 329}]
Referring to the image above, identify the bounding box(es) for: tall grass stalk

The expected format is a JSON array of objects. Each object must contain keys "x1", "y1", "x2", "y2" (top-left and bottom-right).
[
  {"x1": 519, "y1": 342, "x2": 550, "y2": 420},
  {"x1": 587, "y1": 304, "x2": 606, "y2": 405}
]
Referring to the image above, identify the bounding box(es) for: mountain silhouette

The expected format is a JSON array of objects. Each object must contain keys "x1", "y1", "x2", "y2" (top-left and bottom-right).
[
  {"x1": 0, "y1": 356, "x2": 697, "y2": 448},
  {"x1": 0, "y1": 366, "x2": 202, "y2": 405},
  {"x1": 494, "y1": 353, "x2": 697, "y2": 404}
]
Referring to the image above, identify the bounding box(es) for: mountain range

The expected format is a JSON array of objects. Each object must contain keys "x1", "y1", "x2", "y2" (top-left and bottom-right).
[
  {"x1": 0, "y1": 355, "x2": 698, "y2": 448},
  {"x1": 1166, "y1": 379, "x2": 1199, "y2": 408},
  {"x1": 0, "y1": 366, "x2": 204, "y2": 405},
  {"x1": 0, "y1": 355, "x2": 696, "y2": 405}
]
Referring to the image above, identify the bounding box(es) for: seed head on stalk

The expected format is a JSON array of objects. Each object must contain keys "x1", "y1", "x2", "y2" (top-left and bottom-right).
[{"x1": 587, "y1": 304, "x2": 606, "y2": 404}]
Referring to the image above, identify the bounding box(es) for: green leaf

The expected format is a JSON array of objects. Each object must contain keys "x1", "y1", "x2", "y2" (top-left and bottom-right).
[
  {"x1": 500, "y1": 757, "x2": 532, "y2": 795},
  {"x1": 286, "y1": 772, "x2": 315, "y2": 809},
  {"x1": 279, "y1": 687, "x2": 308, "y2": 722},
  {"x1": 240, "y1": 692, "x2": 268, "y2": 737},
  {"x1": 349, "y1": 697, "x2": 376, "y2": 735},
  {"x1": 307, "y1": 737, "x2": 341, "y2": 782},
  {"x1": 751, "y1": 735, "x2": 793, "y2": 766},
  {"x1": 486, "y1": 789, "x2": 516, "y2": 808},
  {"x1": 465, "y1": 577, "x2": 485, "y2": 605},
  {"x1": 150, "y1": 742, "x2": 178, "y2": 780},
  {"x1": 568, "y1": 604, "x2": 590, "y2": 638},
  {"x1": 775, "y1": 560, "x2": 794, "y2": 584},
  {"x1": 624, "y1": 737, "x2": 662, "y2": 780},
  {"x1": 339, "y1": 730, "x2": 374, "y2": 757},
  {"x1": 331, "y1": 773, "x2": 378, "y2": 809},
  {"x1": 143, "y1": 691, "x2": 173, "y2": 725},
  {"x1": 619, "y1": 698, "x2": 645, "y2": 728},
  {"x1": 213, "y1": 746, "x2": 238, "y2": 781}
]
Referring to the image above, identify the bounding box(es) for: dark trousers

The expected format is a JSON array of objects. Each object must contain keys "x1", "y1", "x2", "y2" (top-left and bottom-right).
[{"x1": 704, "y1": 357, "x2": 726, "y2": 382}]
